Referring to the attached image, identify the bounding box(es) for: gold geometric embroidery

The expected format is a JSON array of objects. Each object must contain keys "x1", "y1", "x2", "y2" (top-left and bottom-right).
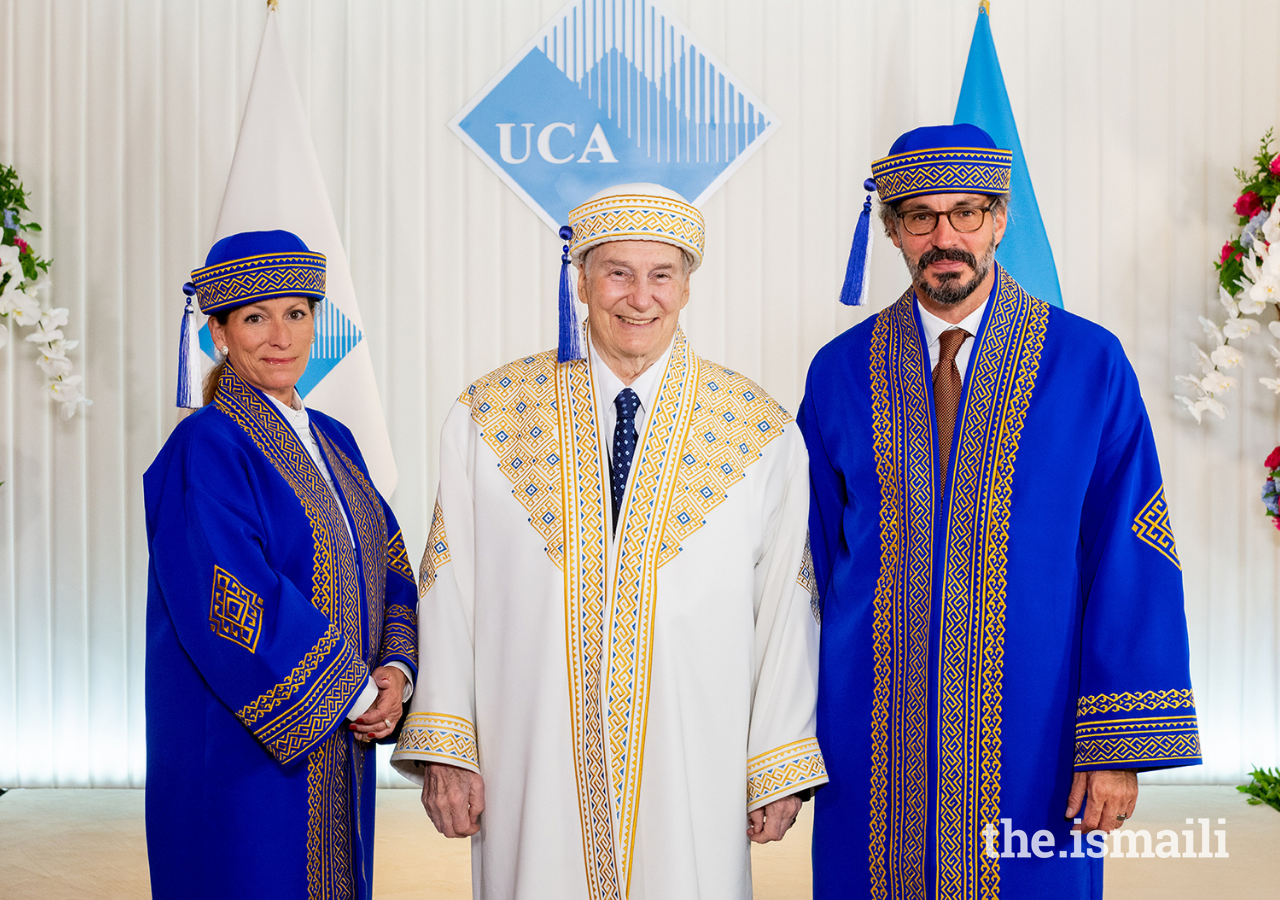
[
  {"x1": 322, "y1": 434, "x2": 387, "y2": 665},
  {"x1": 1077, "y1": 688, "x2": 1195, "y2": 717},
  {"x1": 387, "y1": 529, "x2": 415, "y2": 583},
  {"x1": 1074, "y1": 719, "x2": 1202, "y2": 767},
  {"x1": 213, "y1": 366, "x2": 367, "y2": 765},
  {"x1": 937, "y1": 270, "x2": 1048, "y2": 900},
  {"x1": 1132, "y1": 486, "x2": 1180, "y2": 570},
  {"x1": 797, "y1": 537, "x2": 819, "y2": 623},
  {"x1": 556, "y1": 350, "x2": 616, "y2": 900},
  {"x1": 747, "y1": 737, "x2": 828, "y2": 808},
  {"x1": 868, "y1": 293, "x2": 934, "y2": 900},
  {"x1": 463, "y1": 353, "x2": 565, "y2": 569},
  {"x1": 306, "y1": 729, "x2": 353, "y2": 900},
  {"x1": 657, "y1": 361, "x2": 790, "y2": 566},
  {"x1": 419, "y1": 499, "x2": 451, "y2": 598},
  {"x1": 397, "y1": 713, "x2": 479, "y2": 769},
  {"x1": 209, "y1": 565, "x2": 264, "y2": 653}
]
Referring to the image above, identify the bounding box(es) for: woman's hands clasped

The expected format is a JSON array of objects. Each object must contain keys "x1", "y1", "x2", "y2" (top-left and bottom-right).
[{"x1": 349, "y1": 665, "x2": 409, "y2": 743}]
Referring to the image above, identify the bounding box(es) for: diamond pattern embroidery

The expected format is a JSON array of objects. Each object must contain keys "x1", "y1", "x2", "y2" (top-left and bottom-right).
[{"x1": 210, "y1": 565, "x2": 264, "y2": 653}]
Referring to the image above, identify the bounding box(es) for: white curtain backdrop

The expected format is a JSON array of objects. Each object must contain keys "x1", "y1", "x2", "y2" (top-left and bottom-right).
[{"x1": 0, "y1": 0, "x2": 1276, "y2": 788}]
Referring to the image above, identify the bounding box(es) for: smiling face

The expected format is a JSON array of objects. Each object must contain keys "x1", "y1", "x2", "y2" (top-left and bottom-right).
[
  {"x1": 577, "y1": 240, "x2": 691, "y2": 383},
  {"x1": 208, "y1": 295, "x2": 315, "y2": 405},
  {"x1": 887, "y1": 192, "x2": 1007, "y2": 313}
]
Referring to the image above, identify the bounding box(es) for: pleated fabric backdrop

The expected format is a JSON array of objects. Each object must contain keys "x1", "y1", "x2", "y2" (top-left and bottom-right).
[{"x1": 0, "y1": 0, "x2": 1276, "y2": 788}]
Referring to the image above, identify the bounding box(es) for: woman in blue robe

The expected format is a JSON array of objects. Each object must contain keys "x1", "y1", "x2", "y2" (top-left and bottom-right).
[{"x1": 144, "y1": 230, "x2": 418, "y2": 900}]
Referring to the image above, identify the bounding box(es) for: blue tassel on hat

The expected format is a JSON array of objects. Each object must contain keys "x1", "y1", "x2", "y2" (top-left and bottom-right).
[
  {"x1": 176, "y1": 282, "x2": 202, "y2": 409},
  {"x1": 839, "y1": 178, "x2": 877, "y2": 307},
  {"x1": 557, "y1": 225, "x2": 583, "y2": 363}
]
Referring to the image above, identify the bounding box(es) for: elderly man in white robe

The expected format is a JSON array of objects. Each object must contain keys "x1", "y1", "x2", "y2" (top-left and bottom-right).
[{"x1": 392, "y1": 184, "x2": 827, "y2": 899}]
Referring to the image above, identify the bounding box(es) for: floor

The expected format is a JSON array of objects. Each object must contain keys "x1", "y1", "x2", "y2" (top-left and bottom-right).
[{"x1": 0, "y1": 786, "x2": 1275, "y2": 897}]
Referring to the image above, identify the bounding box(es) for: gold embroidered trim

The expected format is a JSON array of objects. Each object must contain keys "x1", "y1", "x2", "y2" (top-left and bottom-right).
[
  {"x1": 746, "y1": 737, "x2": 828, "y2": 808},
  {"x1": 397, "y1": 712, "x2": 479, "y2": 769},
  {"x1": 1077, "y1": 688, "x2": 1195, "y2": 717},
  {"x1": 419, "y1": 499, "x2": 451, "y2": 598},
  {"x1": 1132, "y1": 487, "x2": 1180, "y2": 570}
]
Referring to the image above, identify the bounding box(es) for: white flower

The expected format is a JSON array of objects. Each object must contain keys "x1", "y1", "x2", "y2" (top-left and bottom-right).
[
  {"x1": 1176, "y1": 394, "x2": 1204, "y2": 423},
  {"x1": 24, "y1": 325, "x2": 63, "y2": 345},
  {"x1": 1247, "y1": 276, "x2": 1279, "y2": 308},
  {"x1": 1261, "y1": 377, "x2": 1280, "y2": 394},
  {"x1": 1218, "y1": 286, "x2": 1239, "y2": 315},
  {"x1": 9, "y1": 288, "x2": 41, "y2": 326},
  {"x1": 0, "y1": 242, "x2": 19, "y2": 274},
  {"x1": 1201, "y1": 371, "x2": 1237, "y2": 395},
  {"x1": 39, "y1": 307, "x2": 68, "y2": 330},
  {"x1": 1199, "y1": 316, "x2": 1225, "y2": 345},
  {"x1": 1211, "y1": 344, "x2": 1244, "y2": 368},
  {"x1": 1270, "y1": 321, "x2": 1280, "y2": 340},
  {"x1": 36, "y1": 351, "x2": 73, "y2": 377},
  {"x1": 1176, "y1": 373, "x2": 1205, "y2": 390},
  {"x1": 1223, "y1": 317, "x2": 1260, "y2": 340},
  {"x1": 1192, "y1": 344, "x2": 1216, "y2": 375},
  {"x1": 1264, "y1": 202, "x2": 1280, "y2": 245},
  {"x1": 1197, "y1": 396, "x2": 1227, "y2": 419}
]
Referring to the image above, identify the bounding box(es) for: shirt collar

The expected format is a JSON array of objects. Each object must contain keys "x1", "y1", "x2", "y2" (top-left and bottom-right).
[
  {"x1": 915, "y1": 280, "x2": 992, "y2": 346},
  {"x1": 588, "y1": 335, "x2": 674, "y2": 412},
  {"x1": 265, "y1": 389, "x2": 308, "y2": 424}
]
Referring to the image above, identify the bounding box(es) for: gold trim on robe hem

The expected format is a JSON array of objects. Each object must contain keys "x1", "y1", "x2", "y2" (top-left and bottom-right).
[{"x1": 867, "y1": 270, "x2": 1049, "y2": 900}]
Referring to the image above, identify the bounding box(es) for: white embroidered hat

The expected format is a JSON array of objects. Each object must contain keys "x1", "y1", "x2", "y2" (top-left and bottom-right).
[{"x1": 565, "y1": 183, "x2": 705, "y2": 272}]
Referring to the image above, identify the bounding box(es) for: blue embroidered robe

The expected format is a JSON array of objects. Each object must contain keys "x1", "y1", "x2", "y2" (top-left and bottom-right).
[
  {"x1": 799, "y1": 268, "x2": 1200, "y2": 900},
  {"x1": 143, "y1": 364, "x2": 418, "y2": 900}
]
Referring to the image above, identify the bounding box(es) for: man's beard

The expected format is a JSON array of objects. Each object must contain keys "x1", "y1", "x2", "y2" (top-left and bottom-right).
[{"x1": 905, "y1": 237, "x2": 996, "y2": 306}]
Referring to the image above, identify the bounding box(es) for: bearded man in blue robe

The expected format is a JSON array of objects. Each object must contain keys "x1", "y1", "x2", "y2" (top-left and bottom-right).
[{"x1": 799, "y1": 124, "x2": 1201, "y2": 899}]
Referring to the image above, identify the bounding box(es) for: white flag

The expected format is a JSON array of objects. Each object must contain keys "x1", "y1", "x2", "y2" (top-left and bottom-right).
[{"x1": 206, "y1": 9, "x2": 397, "y2": 494}]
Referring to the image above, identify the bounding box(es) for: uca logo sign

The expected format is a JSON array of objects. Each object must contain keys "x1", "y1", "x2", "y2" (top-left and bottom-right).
[{"x1": 451, "y1": 0, "x2": 779, "y2": 230}]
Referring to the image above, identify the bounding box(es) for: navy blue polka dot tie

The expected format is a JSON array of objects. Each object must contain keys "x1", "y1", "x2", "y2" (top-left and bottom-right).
[{"x1": 611, "y1": 388, "x2": 641, "y2": 529}]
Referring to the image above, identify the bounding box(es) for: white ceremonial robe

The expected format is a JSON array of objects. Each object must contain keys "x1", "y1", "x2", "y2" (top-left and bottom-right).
[{"x1": 392, "y1": 328, "x2": 827, "y2": 900}]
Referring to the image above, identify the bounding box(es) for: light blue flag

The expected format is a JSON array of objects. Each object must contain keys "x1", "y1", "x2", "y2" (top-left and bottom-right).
[{"x1": 954, "y1": 4, "x2": 1063, "y2": 308}]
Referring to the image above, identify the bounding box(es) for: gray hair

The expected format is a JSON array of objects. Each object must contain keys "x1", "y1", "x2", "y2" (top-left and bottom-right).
[
  {"x1": 581, "y1": 243, "x2": 695, "y2": 278},
  {"x1": 879, "y1": 192, "x2": 1010, "y2": 236}
]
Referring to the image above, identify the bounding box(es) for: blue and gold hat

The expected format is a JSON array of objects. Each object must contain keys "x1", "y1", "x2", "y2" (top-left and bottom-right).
[
  {"x1": 838, "y1": 124, "x2": 1011, "y2": 307},
  {"x1": 870, "y1": 124, "x2": 1012, "y2": 204},
  {"x1": 189, "y1": 230, "x2": 326, "y2": 315}
]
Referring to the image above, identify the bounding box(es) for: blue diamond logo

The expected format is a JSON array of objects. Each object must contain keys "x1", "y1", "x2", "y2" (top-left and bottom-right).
[
  {"x1": 449, "y1": 0, "x2": 778, "y2": 230},
  {"x1": 200, "y1": 300, "x2": 363, "y2": 400}
]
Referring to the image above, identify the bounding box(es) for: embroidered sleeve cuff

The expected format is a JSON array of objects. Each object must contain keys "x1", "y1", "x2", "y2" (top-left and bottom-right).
[
  {"x1": 746, "y1": 737, "x2": 828, "y2": 811},
  {"x1": 237, "y1": 623, "x2": 369, "y2": 765},
  {"x1": 392, "y1": 712, "x2": 479, "y2": 773},
  {"x1": 1074, "y1": 690, "x2": 1202, "y2": 771}
]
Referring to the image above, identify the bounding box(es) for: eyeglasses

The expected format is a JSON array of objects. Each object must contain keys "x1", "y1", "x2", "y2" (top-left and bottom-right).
[{"x1": 897, "y1": 204, "x2": 994, "y2": 236}]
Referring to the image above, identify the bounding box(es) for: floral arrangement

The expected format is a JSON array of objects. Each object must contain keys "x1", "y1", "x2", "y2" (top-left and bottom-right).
[
  {"x1": 1264, "y1": 447, "x2": 1280, "y2": 529},
  {"x1": 0, "y1": 163, "x2": 87, "y2": 418},
  {"x1": 1176, "y1": 130, "x2": 1280, "y2": 423}
]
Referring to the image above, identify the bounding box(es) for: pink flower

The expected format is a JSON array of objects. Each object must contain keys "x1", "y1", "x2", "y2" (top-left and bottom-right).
[
  {"x1": 1270, "y1": 155, "x2": 1280, "y2": 177},
  {"x1": 1221, "y1": 241, "x2": 1237, "y2": 263},
  {"x1": 13, "y1": 237, "x2": 28, "y2": 255},
  {"x1": 1236, "y1": 191, "x2": 1264, "y2": 219},
  {"x1": 1266, "y1": 446, "x2": 1280, "y2": 470}
]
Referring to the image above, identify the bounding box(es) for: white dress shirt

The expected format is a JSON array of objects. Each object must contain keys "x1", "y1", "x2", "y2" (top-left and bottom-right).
[
  {"x1": 590, "y1": 338, "x2": 673, "y2": 461},
  {"x1": 916, "y1": 299, "x2": 987, "y2": 382},
  {"x1": 265, "y1": 390, "x2": 412, "y2": 721}
]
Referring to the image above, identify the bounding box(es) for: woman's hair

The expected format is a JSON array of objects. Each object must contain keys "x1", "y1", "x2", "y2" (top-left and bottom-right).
[{"x1": 201, "y1": 299, "x2": 319, "y2": 406}]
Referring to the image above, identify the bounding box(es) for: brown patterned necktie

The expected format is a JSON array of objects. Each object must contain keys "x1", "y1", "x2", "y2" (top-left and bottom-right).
[{"x1": 934, "y1": 327, "x2": 971, "y2": 486}]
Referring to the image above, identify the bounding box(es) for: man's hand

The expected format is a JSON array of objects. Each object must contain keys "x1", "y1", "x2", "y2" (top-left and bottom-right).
[
  {"x1": 746, "y1": 795, "x2": 803, "y2": 844},
  {"x1": 349, "y1": 666, "x2": 408, "y2": 743},
  {"x1": 422, "y1": 762, "x2": 485, "y2": 838},
  {"x1": 1066, "y1": 769, "x2": 1138, "y2": 834}
]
